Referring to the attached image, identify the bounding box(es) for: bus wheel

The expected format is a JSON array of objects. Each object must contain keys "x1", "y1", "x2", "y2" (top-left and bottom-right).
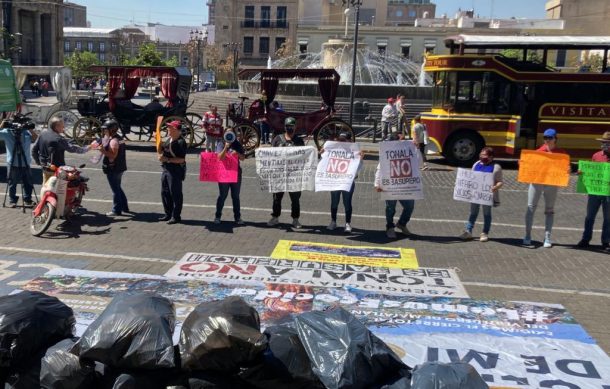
[{"x1": 445, "y1": 132, "x2": 483, "y2": 166}]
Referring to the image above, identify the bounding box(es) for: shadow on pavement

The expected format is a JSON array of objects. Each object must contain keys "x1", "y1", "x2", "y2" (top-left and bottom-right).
[{"x1": 38, "y1": 211, "x2": 113, "y2": 239}]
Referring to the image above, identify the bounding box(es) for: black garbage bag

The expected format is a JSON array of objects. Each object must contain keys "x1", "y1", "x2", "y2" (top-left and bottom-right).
[
  {"x1": 411, "y1": 362, "x2": 489, "y2": 389},
  {"x1": 0, "y1": 291, "x2": 75, "y2": 370},
  {"x1": 294, "y1": 306, "x2": 411, "y2": 389},
  {"x1": 239, "y1": 324, "x2": 324, "y2": 389},
  {"x1": 188, "y1": 371, "x2": 256, "y2": 389},
  {"x1": 79, "y1": 293, "x2": 176, "y2": 369},
  {"x1": 179, "y1": 296, "x2": 268, "y2": 372},
  {"x1": 40, "y1": 338, "x2": 97, "y2": 389}
]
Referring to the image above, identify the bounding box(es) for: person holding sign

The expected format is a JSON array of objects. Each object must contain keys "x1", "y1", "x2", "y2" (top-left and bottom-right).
[
  {"x1": 158, "y1": 120, "x2": 187, "y2": 225},
  {"x1": 458, "y1": 147, "x2": 503, "y2": 242},
  {"x1": 214, "y1": 129, "x2": 245, "y2": 225},
  {"x1": 267, "y1": 117, "x2": 305, "y2": 229},
  {"x1": 576, "y1": 132, "x2": 610, "y2": 252},
  {"x1": 523, "y1": 129, "x2": 569, "y2": 248}
]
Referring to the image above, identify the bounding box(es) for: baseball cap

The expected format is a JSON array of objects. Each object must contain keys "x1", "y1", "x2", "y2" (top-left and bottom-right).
[
  {"x1": 543, "y1": 128, "x2": 557, "y2": 138},
  {"x1": 387, "y1": 97, "x2": 395, "y2": 104},
  {"x1": 338, "y1": 131, "x2": 351, "y2": 140},
  {"x1": 167, "y1": 120, "x2": 182, "y2": 129}
]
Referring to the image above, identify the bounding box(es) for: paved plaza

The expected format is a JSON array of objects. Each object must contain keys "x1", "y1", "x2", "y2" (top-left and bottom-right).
[{"x1": 0, "y1": 144, "x2": 609, "y2": 354}]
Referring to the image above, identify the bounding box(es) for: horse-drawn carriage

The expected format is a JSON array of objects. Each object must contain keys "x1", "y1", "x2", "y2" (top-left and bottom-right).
[
  {"x1": 227, "y1": 69, "x2": 353, "y2": 154},
  {"x1": 71, "y1": 65, "x2": 203, "y2": 147}
]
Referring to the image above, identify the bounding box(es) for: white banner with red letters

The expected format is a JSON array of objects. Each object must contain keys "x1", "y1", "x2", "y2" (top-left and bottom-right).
[
  {"x1": 379, "y1": 140, "x2": 424, "y2": 200},
  {"x1": 315, "y1": 141, "x2": 361, "y2": 192}
]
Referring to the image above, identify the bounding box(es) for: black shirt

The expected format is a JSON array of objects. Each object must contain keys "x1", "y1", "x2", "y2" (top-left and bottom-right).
[
  {"x1": 162, "y1": 136, "x2": 187, "y2": 170},
  {"x1": 271, "y1": 134, "x2": 305, "y2": 147}
]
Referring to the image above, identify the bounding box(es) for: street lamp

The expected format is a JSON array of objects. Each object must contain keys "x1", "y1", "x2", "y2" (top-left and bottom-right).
[
  {"x1": 190, "y1": 29, "x2": 207, "y2": 91},
  {"x1": 343, "y1": 0, "x2": 363, "y2": 127},
  {"x1": 223, "y1": 42, "x2": 240, "y2": 90}
]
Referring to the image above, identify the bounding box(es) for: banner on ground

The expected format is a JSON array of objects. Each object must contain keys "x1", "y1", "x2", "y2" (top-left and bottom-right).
[
  {"x1": 271, "y1": 240, "x2": 418, "y2": 269},
  {"x1": 577, "y1": 160, "x2": 610, "y2": 196},
  {"x1": 315, "y1": 141, "x2": 361, "y2": 192},
  {"x1": 163, "y1": 252, "x2": 466, "y2": 297},
  {"x1": 22, "y1": 269, "x2": 610, "y2": 388},
  {"x1": 517, "y1": 150, "x2": 570, "y2": 187},
  {"x1": 453, "y1": 168, "x2": 494, "y2": 206},
  {"x1": 199, "y1": 151, "x2": 238, "y2": 183},
  {"x1": 255, "y1": 146, "x2": 317, "y2": 193},
  {"x1": 379, "y1": 140, "x2": 424, "y2": 200}
]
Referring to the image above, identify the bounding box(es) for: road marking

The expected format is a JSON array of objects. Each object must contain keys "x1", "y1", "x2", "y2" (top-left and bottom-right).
[
  {"x1": 83, "y1": 198, "x2": 600, "y2": 233},
  {"x1": 462, "y1": 282, "x2": 610, "y2": 298},
  {"x1": 0, "y1": 246, "x2": 175, "y2": 264}
]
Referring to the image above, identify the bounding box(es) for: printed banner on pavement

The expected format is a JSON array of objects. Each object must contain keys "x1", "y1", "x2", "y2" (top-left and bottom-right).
[
  {"x1": 163, "y1": 252, "x2": 466, "y2": 297},
  {"x1": 255, "y1": 146, "x2": 317, "y2": 193},
  {"x1": 315, "y1": 141, "x2": 361, "y2": 192},
  {"x1": 577, "y1": 160, "x2": 610, "y2": 196},
  {"x1": 517, "y1": 150, "x2": 570, "y2": 187},
  {"x1": 199, "y1": 151, "x2": 238, "y2": 183},
  {"x1": 271, "y1": 240, "x2": 418, "y2": 269},
  {"x1": 453, "y1": 168, "x2": 495, "y2": 206},
  {"x1": 379, "y1": 140, "x2": 424, "y2": 200}
]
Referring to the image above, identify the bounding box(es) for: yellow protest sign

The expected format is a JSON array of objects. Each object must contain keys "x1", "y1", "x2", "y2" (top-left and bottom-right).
[
  {"x1": 517, "y1": 150, "x2": 570, "y2": 187},
  {"x1": 271, "y1": 240, "x2": 418, "y2": 269},
  {"x1": 155, "y1": 116, "x2": 164, "y2": 151}
]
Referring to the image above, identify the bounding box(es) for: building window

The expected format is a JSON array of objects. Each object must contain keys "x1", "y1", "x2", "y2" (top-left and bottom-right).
[
  {"x1": 99, "y1": 53, "x2": 105, "y2": 62},
  {"x1": 425, "y1": 46, "x2": 435, "y2": 54},
  {"x1": 261, "y1": 6, "x2": 270, "y2": 27},
  {"x1": 396, "y1": 10, "x2": 403, "y2": 17},
  {"x1": 259, "y1": 37, "x2": 269, "y2": 55},
  {"x1": 64, "y1": 41, "x2": 70, "y2": 51},
  {"x1": 556, "y1": 49, "x2": 566, "y2": 67},
  {"x1": 378, "y1": 46, "x2": 386, "y2": 56},
  {"x1": 408, "y1": 10, "x2": 416, "y2": 17},
  {"x1": 87, "y1": 41, "x2": 93, "y2": 51},
  {"x1": 401, "y1": 46, "x2": 410, "y2": 58},
  {"x1": 99, "y1": 42, "x2": 105, "y2": 52},
  {"x1": 111, "y1": 42, "x2": 117, "y2": 51},
  {"x1": 277, "y1": 6, "x2": 287, "y2": 28},
  {"x1": 75, "y1": 41, "x2": 81, "y2": 50},
  {"x1": 243, "y1": 37, "x2": 254, "y2": 54},
  {"x1": 275, "y1": 37, "x2": 286, "y2": 53},
  {"x1": 244, "y1": 6, "x2": 254, "y2": 27}
]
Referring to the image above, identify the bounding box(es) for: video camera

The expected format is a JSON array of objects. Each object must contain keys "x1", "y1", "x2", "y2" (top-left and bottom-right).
[{"x1": 2, "y1": 113, "x2": 36, "y2": 134}]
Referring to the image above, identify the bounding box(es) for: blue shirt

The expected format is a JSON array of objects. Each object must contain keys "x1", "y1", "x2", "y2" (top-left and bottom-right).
[{"x1": 0, "y1": 128, "x2": 32, "y2": 166}]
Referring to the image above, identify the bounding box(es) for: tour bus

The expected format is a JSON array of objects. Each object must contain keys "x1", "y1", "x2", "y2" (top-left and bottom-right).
[{"x1": 421, "y1": 35, "x2": 610, "y2": 165}]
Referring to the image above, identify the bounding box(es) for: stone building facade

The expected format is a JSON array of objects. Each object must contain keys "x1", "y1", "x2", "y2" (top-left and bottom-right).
[
  {"x1": 63, "y1": 1, "x2": 87, "y2": 28},
  {"x1": 546, "y1": 0, "x2": 610, "y2": 35}
]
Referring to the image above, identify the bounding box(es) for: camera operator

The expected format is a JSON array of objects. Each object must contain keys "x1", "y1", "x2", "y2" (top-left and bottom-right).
[
  {"x1": 0, "y1": 117, "x2": 35, "y2": 207},
  {"x1": 213, "y1": 129, "x2": 245, "y2": 225},
  {"x1": 32, "y1": 117, "x2": 92, "y2": 185}
]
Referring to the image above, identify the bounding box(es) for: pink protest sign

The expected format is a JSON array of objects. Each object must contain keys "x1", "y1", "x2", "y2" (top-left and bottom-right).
[{"x1": 199, "y1": 152, "x2": 238, "y2": 183}]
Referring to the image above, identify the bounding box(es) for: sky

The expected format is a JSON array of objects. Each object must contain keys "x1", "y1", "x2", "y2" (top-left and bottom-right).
[{"x1": 77, "y1": 0, "x2": 546, "y2": 29}]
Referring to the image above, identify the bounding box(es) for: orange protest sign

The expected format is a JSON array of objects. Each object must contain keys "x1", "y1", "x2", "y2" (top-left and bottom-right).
[
  {"x1": 155, "y1": 116, "x2": 164, "y2": 151},
  {"x1": 517, "y1": 150, "x2": 570, "y2": 187}
]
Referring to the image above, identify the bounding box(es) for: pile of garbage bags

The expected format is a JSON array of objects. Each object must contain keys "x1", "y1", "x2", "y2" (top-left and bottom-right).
[{"x1": 0, "y1": 291, "x2": 489, "y2": 389}]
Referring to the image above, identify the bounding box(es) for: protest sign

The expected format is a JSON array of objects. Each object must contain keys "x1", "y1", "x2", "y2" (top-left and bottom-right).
[
  {"x1": 453, "y1": 168, "x2": 494, "y2": 206},
  {"x1": 199, "y1": 151, "x2": 238, "y2": 183},
  {"x1": 271, "y1": 240, "x2": 418, "y2": 269},
  {"x1": 379, "y1": 140, "x2": 424, "y2": 200},
  {"x1": 577, "y1": 160, "x2": 610, "y2": 196},
  {"x1": 164, "y1": 252, "x2": 465, "y2": 297},
  {"x1": 517, "y1": 150, "x2": 570, "y2": 187},
  {"x1": 255, "y1": 146, "x2": 317, "y2": 193},
  {"x1": 315, "y1": 141, "x2": 361, "y2": 192}
]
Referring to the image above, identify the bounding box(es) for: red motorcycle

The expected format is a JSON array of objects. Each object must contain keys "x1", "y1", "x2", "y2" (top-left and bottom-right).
[{"x1": 30, "y1": 164, "x2": 89, "y2": 236}]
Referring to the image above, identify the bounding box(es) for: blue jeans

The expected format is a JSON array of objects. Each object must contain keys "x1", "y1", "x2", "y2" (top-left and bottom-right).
[
  {"x1": 330, "y1": 183, "x2": 355, "y2": 223},
  {"x1": 581, "y1": 195, "x2": 610, "y2": 244},
  {"x1": 106, "y1": 171, "x2": 128, "y2": 214},
  {"x1": 465, "y1": 203, "x2": 492, "y2": 234},
  {"x1": 8, "y1": 166, "x2": 33, "y2": 203},
  {"x1": 385, "y1": 200, "x2": 414, "y2": 229},
  {"x1": 216, "y1": 172, "x2": 242, "y2": 220}
]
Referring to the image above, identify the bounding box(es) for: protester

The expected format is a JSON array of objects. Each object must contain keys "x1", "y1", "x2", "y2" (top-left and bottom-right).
[
  {"x1": 412, "y1": 115, "x2": 428, "y2": 170},
  {"x1": 214, "y1": 129, "x2": 245, "y2": 225},
  {"x1": 325, "y1": 131, "x2": 360, "y2": 233},
  {"x1": 97, "y1": 119, "x2": 129, "y2": 217},
  {"x1": 158, "y1": 120, "x2": 187, "y2": 224},
  {"x1": 459, "y1": 147, "x2": 503, "y2": 242},
  {"x1": 523, "y1": 128, "x2": 569, "y2": 248},
  {"x1": 381, "y1": 98, "x2": 398, "y2": 140},
  {"x1": 268, "y1": 117, "x2": 305, "y2": 229},
  {"x1": 396, "y1": 95, "x2": 407, "y2": 137},
  {"x1": 576, "y1": 131, "x2": 610, "y2": 252},
  {"x1": 374, "y1": 133, "x2": 418, "y2": 239},
  {"x1": 32, "y1": 117, "x2": 91, "y2": 185},
  {"x1": 0, "y1": 120, "x2": 35, "y2": 207},
  {"x1": 204, "y1": 105, "x2": 223, "y2": 152}
]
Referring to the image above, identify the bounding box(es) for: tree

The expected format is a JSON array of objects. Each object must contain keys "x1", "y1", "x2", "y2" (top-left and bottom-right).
[
  {"x1": 129, "y1": 42, "x2": 166, "y2": 66},
  {"x1": 64, "y1": 50, "x2": 101, "y2": 78},
  {"x1": 500, "y1": 48, "x2": 541, "y2": 62},
  {"x1": 576, "y1": 53, "x2": 604, "y2": 72}
]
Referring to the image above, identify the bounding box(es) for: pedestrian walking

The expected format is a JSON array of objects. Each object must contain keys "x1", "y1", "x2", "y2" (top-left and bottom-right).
[
  {"x1": 214, "y1": 129, "x2": 245, "y2": 225},
  {"x1": 97, "y1": 119, "x2": 129, "y2": 217},
  {"x1": 576, "y1": 131, "x2": 610, "y2": 252},
  {"x1": 459, "y1": 147, "x2": 503, "y2": 242},
  {"x1": 158, "y1": 120, "x2": 187, "y2": 224},
  {"x1": 381, "y1": 97, "x2": 398, "y2": 140},
  {"x1": 523, "y1": 128, "x2": 569, "y2": 248},
  {"x1": 412, "y1": 115, "x2": 428, "y2": 169}
]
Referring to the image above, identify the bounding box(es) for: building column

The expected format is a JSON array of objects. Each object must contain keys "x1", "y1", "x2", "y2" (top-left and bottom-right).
[
  {"x1": 34, "y1": 11, "x2": 42, "y2": 65},
  {"x1": 11, "y1": 7, "x2": 20, "y2": 63},
  {"x1": 50, "y1": 11, "x2": 57, "y2": 65}
]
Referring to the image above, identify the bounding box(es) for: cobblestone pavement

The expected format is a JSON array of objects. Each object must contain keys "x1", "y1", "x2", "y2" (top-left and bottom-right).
[{"x1": 0, "y1": 145, "x2": 608, "y2": 353}]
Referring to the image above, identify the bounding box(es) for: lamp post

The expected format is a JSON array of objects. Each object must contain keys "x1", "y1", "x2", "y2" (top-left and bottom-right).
[
  {"x1": 343, "y1": 0, "x2": 362, "y2": 127},
  {"x1": 223, "y1": 42, "x2": 240, "y2": 90},
  {"x1": 190, "y1": 29, "x2": 205, "y2": 91}
]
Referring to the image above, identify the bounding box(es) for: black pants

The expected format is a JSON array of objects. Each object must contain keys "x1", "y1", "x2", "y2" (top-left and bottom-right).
[
  {"x1": 419, "y1": 144, "x2": 427, "y2": 163},
  {"x1": 161, "y1": 167, "x2": 183, "y2": 220},
  {"x1": 216, "y1": 171, "x2": 242, "y2": 220},
  {"x1": 272, "y1": 191, "x2": 301, "y2": 219}
]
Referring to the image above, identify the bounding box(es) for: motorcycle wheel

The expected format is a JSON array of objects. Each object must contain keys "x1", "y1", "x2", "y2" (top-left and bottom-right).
[{"x1": 30, "y1": 203, "x2": 55, "y2": 236}]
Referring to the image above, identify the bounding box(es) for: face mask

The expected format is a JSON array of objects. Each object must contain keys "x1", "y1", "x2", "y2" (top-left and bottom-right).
[
  {"x1": 286, "y1": 126, "x2": 295, "y2": 134},
  {"x1": 602, "y1": 143, "x2": 609, "y2": 153}
]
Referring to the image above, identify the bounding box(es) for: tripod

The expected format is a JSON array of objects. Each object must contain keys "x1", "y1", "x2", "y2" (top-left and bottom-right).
[{"x1": 2, "y1": 130, "x2": 38, "y2": 213}]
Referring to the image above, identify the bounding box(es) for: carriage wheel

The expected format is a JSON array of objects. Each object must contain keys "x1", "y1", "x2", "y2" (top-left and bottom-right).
[
  {"x1": 72, "y1": 117, "x2": 102, "y2": 146},
  {"x1": 161, "y1": 116, "x2": 195, "y2": 148},
  {"x1": 123, "y1": 125, "x2": 153, "y2": 142},
  {"x1": 185, "y1": 112, "x2": 205, "y2": 147},
  {"x1": 314, "y1": 120, "x2": 354, "y2": 150},
  {"x1": 233, "y1": 123, "x2": 260, "y2": 156},
  {"x1": 47, "y1": 110, "x2": 79, "y2": 138}
]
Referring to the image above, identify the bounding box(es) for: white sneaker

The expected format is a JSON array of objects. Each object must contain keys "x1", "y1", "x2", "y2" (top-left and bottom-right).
[
  {"x1": 267, "y1": 217, "x2": 279, "y2": 226},
  {"x1": 327, "y1": 221, "x2": 337, "y2": 231},
  {"x1": 344, "y1": 223, "x2": 352, "y2": 233},
  {"x1": 213, "y1": 218, "x2": 221, "y2": 224},
  {"x1": 292, "y1": 218, "x2": 302, "y2": 229},
  {"x1": 459, "y1": 231, "x2": 473, "y2": 240},
  {"x1": 386, "y1": 228, "x2": 397, "y2": 239},
  {"x1": 397, "y1": 224, "x2": 410, "y2": 235},
  {"x1": 543, "y1": 239, "x2": 553, "y2": 248},
  {"x1": 480, "y1": 233, "x2": 489, "y2": 242}
]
